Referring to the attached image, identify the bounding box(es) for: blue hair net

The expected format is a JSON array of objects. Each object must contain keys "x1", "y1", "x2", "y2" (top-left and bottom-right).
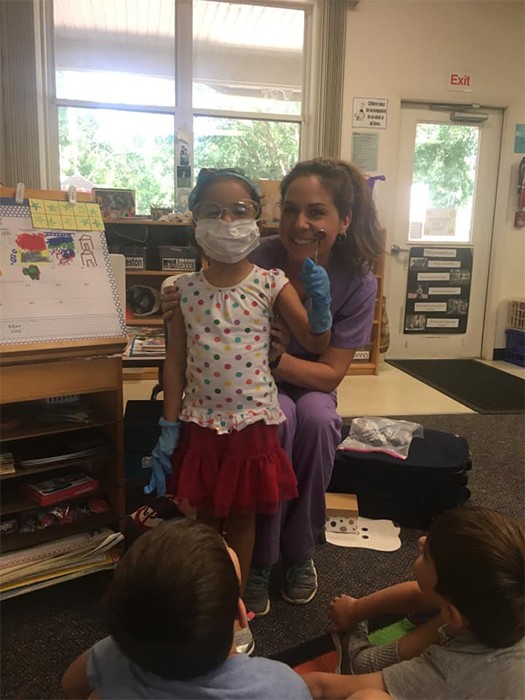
[{"x1": 188, "y1": 168, "x2": 261, "y2": 211}]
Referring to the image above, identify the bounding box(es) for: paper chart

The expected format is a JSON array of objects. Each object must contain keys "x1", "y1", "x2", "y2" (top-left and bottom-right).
[
  {"x1": 0, "y1": 204, "x2": 126, "y2": 346},
  {"x1": 29, "y1": 199, "x2": 104, "y2": 231}
]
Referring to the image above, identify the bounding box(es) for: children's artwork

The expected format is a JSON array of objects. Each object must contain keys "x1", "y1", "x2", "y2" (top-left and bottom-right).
[
  {"x1": 29, "y1": 199, "x2": 104, "y2": 231},
  {"x1": 92, "y1": 188, "x2": 135, "y2": 219},
  {"x1": 0, "y1": 202, "x2": 126, "y2": 346}
]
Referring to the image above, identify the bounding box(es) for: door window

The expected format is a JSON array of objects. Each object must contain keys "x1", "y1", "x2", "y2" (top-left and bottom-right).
[{"x1": 408, "y1": 123, "x2": 480, "y2": 243}]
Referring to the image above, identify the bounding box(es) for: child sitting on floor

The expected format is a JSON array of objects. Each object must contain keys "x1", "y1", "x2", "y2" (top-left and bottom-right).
[
  {"x1": 62, "y1": 519, "x2": 310, "y2": 699},
  {"x1": 304, "y1": 506, "x2": 524, "y2": 699}
]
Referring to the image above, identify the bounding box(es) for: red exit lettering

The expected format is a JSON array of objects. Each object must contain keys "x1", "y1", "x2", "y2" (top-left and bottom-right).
[{"x1": 450, "y1": 73, "x2": 471, "y2": 86}]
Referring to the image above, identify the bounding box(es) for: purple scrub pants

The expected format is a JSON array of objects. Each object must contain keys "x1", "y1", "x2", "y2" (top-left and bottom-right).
[{"x1": 252, "y1": 383, "x2": 342, "y2": 567}]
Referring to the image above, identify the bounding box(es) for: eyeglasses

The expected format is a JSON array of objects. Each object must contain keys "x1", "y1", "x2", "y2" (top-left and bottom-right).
[{"x1": 193, "y1": 200, "x2": 259, "y2": 221}]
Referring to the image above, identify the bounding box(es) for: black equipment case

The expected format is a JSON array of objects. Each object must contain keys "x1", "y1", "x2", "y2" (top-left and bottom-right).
[{"x1": 328, "y1": 423, "x2": 472, "y2": 529}]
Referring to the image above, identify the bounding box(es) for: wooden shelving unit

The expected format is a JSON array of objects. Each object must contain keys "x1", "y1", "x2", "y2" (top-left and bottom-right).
[
  {"x1": 0, "y1": 356, "x2": 125, "y2": 555},
  {"x1": 345, "y1": 231, "x2": 385, "y2": 376}
]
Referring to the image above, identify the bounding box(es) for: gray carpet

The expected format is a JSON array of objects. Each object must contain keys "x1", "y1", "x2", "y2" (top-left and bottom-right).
[{"x1": 1, "y1": 413, "x2": 524, "y2": 699}]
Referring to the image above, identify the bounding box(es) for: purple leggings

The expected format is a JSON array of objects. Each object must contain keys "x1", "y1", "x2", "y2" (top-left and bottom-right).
[{"x1": 252, "y1": 383, "x2": 342, "y2": 566}]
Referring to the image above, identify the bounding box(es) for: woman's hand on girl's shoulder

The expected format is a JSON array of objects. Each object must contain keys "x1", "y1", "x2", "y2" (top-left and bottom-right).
[
  {"x1": 161, "y1": 284, "x2": 181, "y2": 322},
  {"x1": 269, "y1": 317, "x2": 290, "y2": 361}
]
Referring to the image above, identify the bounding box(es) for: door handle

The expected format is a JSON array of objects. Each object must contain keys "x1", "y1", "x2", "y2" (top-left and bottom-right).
[{"x1": 390, "y1": 244, "x2": 410, "y2": 256}]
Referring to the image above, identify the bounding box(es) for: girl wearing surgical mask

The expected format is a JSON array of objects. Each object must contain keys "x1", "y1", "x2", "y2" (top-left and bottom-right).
[{"x1": 145, "y1": 168, "x2": 332, "y2": 655}]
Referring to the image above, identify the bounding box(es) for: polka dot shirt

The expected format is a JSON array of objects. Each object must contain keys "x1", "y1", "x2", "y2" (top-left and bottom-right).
[{"x1": 177, "y1": 265, "x2": 288, "y2": 434}]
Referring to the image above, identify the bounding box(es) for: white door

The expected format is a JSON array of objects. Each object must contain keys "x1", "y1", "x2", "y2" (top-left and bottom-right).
[{"x1": 387, "y1": 103, "x2": 503, "y2": 359}]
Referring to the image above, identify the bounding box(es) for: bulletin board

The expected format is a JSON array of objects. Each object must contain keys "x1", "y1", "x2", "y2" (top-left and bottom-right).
[
  {"x1": 0, "y1": 188, "x2": 127, "y2": 364},
  {"x1": 404, "y1": 246, "x2": 473, "y2": 334}
]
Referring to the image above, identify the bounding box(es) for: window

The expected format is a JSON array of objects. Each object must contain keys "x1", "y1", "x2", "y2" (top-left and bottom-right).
[
  {"x1": 53, "y1": 0, "x2": 306, "y2": 215},
  {"x1": 408, "y1": 122, "x2": 480, "y2": 243}
]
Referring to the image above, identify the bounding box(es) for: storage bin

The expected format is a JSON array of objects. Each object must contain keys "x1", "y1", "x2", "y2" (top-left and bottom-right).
[
  {"x1": 157, "y1": 245, "x2": 199, "y2": 272},
  {"x1": 124, "y1": 400, "x2": 163, "y2": 480},
  {"x1": 504, "y1": 328, "x2": 525, "y2": 368},
  {"x1": 508, "y1": 299, "x2": 525, "y2": 332},
  {"x1": 123, "y1": 246, "x2": 147, "y2": 270}
]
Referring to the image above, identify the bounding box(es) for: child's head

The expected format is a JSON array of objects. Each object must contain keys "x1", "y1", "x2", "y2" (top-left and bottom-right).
[
  {"x1": 104, "y1": 519, "x2": 243, "y2": 679},
  {"x1": 189, "y1": 167, "x2": 262, "y2": 222},
  {"x1": 188, "y1": 168, "x2": 262, "y2": 264},
  {"x1": 415, "y1": 506, "x2": 524, "y2": 648},
  {"x1": 279, "y1": 157, "x2": 383, "y2": 273}
]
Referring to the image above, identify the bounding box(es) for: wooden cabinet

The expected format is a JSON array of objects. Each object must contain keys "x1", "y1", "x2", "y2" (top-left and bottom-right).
[{"x1": 0, "y1": 356, "x2": 125, "y2": 554}]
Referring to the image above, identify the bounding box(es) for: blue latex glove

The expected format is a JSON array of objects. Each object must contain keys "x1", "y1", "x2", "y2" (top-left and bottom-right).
[
  {"x1": 300, "y1": 257, "x2": 332, "y2": 334},
  {"x1": 143, "y1": 418, "x2": 181, "y2": 497}
]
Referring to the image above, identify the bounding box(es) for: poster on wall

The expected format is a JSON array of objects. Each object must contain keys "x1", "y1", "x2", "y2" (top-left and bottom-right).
[{"x1": 404, "y1": 246, "x2": 473, "y2": 335}]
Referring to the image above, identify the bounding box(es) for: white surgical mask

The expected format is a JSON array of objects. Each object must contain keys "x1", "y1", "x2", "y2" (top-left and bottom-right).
[{"x1": 195, "y1": 218, "x2": 260, "y2": 264}]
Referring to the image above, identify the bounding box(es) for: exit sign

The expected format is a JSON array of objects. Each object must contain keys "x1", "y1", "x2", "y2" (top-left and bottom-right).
[{"x1": 447, "y1": 72, "x2": 473, "y2": 92}]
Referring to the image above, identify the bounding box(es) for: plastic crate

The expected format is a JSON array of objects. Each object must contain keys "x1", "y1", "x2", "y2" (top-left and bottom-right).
[
  {"x1": 508, "y1": 299, "x2": 525, "y2": 331},
  {"x1": 158, "y1": 245, "x2": 199, "y2": 272},
  {"x1": 504, "y1": 328, "x2": 525, "y2": 368},
  {"x1": 123, "y1": 246, "x2": 147, "y2": 270}
]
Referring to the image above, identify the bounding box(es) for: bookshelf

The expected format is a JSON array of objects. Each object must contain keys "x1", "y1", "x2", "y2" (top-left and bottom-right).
[
  {"x1": 346, "y1": 236, "x2": 385, "y2": 376},
  {"x1": 0, "y1": 184, "x2": 127, "y2": 580},
  {"x1": 0, "y1": 356, "x2": 125, "y2": 555}
]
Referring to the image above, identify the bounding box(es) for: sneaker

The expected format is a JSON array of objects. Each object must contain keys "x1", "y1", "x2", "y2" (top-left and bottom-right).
[
  {"x1": 281, "y1": 559, "x2": 318, "y2": 605},
  {"x1": 234, "y1": 623, "x2": 255, "y2": 656},
  {"x1": 332, "y1": 621, "x2": 370, "y2": 674},
  {"x1": 244, "y1": 566, "x2": 271, "y2": 617}
]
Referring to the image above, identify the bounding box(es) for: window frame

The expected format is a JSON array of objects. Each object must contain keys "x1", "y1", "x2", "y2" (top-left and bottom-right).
[{"x1": 50, "y1": 0, "x2": 314, "y2": 190}]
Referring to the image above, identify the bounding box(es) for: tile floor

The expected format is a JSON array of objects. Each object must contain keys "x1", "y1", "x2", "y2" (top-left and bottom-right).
[{"x1": 123, "y1": 358, "x2": 524, "y2": 417}]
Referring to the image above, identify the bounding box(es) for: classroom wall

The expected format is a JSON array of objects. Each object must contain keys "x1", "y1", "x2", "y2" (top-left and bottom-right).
[{"x1": 341, "y1": 0, "x2": 525, "y2": 355}]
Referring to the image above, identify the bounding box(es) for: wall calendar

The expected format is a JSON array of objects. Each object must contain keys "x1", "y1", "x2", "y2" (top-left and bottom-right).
[{"x1": 0, "y1": 200, "x2": 126, "y2": 347}]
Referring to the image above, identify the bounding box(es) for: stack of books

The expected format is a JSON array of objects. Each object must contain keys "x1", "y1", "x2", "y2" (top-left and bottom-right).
[
  {"x1": 129, "y1": 335, "x2": 166, "y2": 357},
  {"x1": 0, "y1": 528, "x2": 124, "y2": 600},
  {"x1": 23, "y1": 472, "x2": 100, "y2": 506},
  {"x1": 14, "y1": 435, "x2": 111, "y2": 471},
  {"x1": 0, "y1": 452, "x2": 16, "y2": 475},
  {"x1": 125, "y1": 326, "x2": 166, "y2": 358}
]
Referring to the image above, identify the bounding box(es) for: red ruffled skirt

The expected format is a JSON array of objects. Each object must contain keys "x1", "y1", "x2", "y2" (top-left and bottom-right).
[{"x1": 165, "y1": 421, "x2": 297, "y2": 518}]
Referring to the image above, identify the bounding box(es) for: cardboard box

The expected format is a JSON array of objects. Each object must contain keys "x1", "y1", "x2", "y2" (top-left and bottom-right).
[
  {"x1": 325, "y1": 492, "x2": 359, "y2": 534},
  {"x1": 24, "y1": 472, "x2": 100, "y2": 506}
]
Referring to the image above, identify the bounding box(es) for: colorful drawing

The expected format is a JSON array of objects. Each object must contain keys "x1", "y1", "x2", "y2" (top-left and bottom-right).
[
  {"x1": 79, "y1": 234, "x2": 98, "y2": 267},
  {"x1": 15, "y1": 233, "x2": 49, "y2": 263},
  {"x1": 47, "y1": 233, "x2": 76, "y2": 266},
  {"x1": 22, "y1": 265, "x2": 41, "y2": 281}
]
